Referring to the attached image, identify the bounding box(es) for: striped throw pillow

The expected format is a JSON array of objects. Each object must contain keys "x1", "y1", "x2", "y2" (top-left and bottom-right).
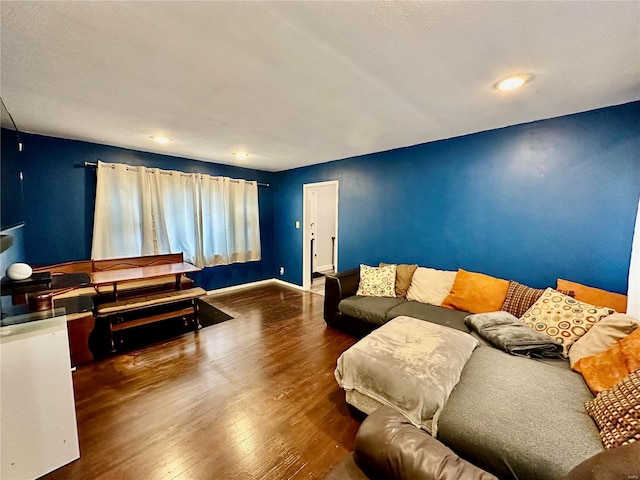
[{"x1": 501, "y1": 281, "x2": 574, "y2": 318}]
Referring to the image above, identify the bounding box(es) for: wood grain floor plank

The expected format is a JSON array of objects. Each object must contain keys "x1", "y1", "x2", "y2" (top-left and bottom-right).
[{"x1": 42, "y1": 285, "x2": 359, "y2": 480}]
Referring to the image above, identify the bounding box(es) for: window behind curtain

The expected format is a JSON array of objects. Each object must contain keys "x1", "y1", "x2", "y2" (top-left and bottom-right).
[{"x1": 91, "y1": 161, "x2": 261, "y2": 267}]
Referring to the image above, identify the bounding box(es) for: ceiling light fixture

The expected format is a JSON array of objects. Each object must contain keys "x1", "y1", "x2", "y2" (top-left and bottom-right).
[
  {"x1": 150, "y1": 135, "x2": 171, "y2": 144},
  {"x1": 495, "y1": 74, "x2": 534, "y2": 91},
  {"x1": 233, "y1": 152, "x2": 249, "y2": 159}
]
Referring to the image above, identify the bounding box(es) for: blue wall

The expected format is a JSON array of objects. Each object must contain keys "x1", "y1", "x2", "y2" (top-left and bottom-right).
[
  {"x1": 6, "y1": 101, "x2": 639, "y2": 294},
  {"x1": 15, "y1": 134, "x2": 276, "y2": 290},
  {"x1": 274, "y1": 102, "x2": 640, "y2": 294}
]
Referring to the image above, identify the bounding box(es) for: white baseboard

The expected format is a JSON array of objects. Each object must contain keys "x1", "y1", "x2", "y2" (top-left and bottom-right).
[
  {"x1": 205, "y1": 279, "x2": 273, "y2": 295},
  {"x1": 272, "y1": 278, "x2": 307, "y2": 291},
  {"x1": 205, "y1": 278, "x2": 305, "y2": 295}
]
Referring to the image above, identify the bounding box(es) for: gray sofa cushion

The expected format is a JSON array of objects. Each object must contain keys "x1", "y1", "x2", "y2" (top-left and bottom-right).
[
  {"x1": 386, "y1": 301, "x2": 470, "y2": 333},
  {"x1": 437, "y1": 346, "x2": 604, "y2": 480},
  {"x1": 339, "y1": 296, "x2": 405, "y2": 326}
]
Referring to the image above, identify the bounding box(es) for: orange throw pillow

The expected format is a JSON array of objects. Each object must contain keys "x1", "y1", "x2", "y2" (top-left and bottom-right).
[
  {"x1": 557, "y1": 278, "x2": 627, "y2": 313},
  {"x1": 573, "y1": 328, "x2": 640, "y2": 394},
  {"x1": 441, "y1": 269, "x2": 509, "y2": 314}
]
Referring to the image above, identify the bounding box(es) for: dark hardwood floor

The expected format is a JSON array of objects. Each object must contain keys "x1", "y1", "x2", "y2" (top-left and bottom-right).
[{"x1": 44, "y1": 284, "x2": 360, "y2": 480}]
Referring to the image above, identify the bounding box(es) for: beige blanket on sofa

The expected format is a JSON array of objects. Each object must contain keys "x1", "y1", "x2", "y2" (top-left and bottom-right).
[{"x1": 335, "y1": 315, "x2": 478, "y2": 435}]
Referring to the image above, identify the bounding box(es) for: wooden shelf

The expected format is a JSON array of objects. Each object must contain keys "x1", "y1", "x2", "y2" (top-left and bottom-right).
[{"x1": 111, "y1": 307, "x2": 195, "y2": 332}]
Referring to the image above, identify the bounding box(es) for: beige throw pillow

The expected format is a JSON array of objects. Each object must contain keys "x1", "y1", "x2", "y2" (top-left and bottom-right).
[
  {"x1": 380, "y1": 263, "x2": 418, "y2": 298},
  {"x1": 569, "y1": 313, "x2": 640, "y2": 368},
  {"x1": 406, "y1": 267, "x2": 457, "y2": 306},
  {"x1": 356, "y1": 264, "x2": 396, "y2": 297}
]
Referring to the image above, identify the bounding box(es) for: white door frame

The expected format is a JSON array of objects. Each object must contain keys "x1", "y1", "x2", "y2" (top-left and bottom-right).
[
  {"x1": 308, "y1": 190, "x2": 318, "y2": 273},
  {"x1": 302, "y1": 180, "x2": 339, "y2": 291}
]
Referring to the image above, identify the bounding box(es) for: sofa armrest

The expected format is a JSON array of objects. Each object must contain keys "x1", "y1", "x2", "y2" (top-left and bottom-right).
[
  {"x1": 354, "y1": 407, "x2": 497, "y2": 480},
  {"x1": 561, "y1": 441, "x2": 640, "y2": 480},
  {"x1": 324, "y1": 268, "x2": 359, "y2": 327}
]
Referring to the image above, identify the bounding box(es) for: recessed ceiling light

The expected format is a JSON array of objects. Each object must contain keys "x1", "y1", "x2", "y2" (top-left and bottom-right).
[
  {"x1": 233, "y1": 152, "x2": 249, "y2": 159},
  {"x1": 150, "y1": 135, "x2": 171, "y2": 144},
  {"x1": 495, "y1": 74, "x2": 534, "y2": 91}
]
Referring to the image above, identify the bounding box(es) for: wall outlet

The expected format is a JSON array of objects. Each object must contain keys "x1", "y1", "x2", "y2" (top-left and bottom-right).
[
  {"x1": 295, "y1": 221, "x2": 300, "y2": 229},
  {"x1": 279, "y1": 266, "x2": 285, "y2": 275}
]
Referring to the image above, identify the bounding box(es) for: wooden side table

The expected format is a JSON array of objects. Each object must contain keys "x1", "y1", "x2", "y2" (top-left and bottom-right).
[
  {"x1": 55, "y1": 296, "x2": 95, "y2": 366},
  {"x1": 2, "y1": 296, "x2": 95, "y2": 367}
]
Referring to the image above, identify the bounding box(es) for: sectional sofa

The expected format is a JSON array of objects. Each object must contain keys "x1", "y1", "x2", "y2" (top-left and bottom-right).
[{"x1": 324, "y1": 266, "x2": 638, "y2": 480}]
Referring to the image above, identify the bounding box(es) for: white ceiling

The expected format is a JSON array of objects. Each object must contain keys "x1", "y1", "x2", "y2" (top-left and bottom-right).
[{"x1": 1, "y1": 1, "x2": 639, "y2": 172}]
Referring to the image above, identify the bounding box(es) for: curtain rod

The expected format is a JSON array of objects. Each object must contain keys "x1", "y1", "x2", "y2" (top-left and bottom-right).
[{"x1": 82, "y1": 161, "x2": 270, "y2": 187}]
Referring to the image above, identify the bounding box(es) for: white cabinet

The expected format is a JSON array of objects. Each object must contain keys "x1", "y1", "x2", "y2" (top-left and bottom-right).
[{"x1": 1, "y1": 311, "x2": 80, "y2": 479}]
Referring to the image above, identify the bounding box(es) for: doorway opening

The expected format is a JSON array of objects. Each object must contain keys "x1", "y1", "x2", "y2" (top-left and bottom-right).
[{"x1": 302, "y1": 180, "x2": 338, "y2": 292}]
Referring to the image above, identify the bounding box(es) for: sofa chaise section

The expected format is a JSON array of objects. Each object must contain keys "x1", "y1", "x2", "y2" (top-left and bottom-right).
[{"x1": 437, "y1": 346, "x2": 604, "y2": 480}]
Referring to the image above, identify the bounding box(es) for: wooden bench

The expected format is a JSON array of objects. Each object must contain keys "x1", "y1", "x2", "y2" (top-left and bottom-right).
[{"x1": 97, "y1": 287, "x2": 206, "y2": 350}]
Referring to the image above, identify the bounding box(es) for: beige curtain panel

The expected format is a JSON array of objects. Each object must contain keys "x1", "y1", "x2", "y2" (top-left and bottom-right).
[{"x1": 91, "y1": 161, "x2": 261, "y2": 268}]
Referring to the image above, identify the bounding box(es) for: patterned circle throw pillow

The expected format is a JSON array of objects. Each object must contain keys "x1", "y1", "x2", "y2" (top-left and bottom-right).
[
  {"x1": 356, "y1": 264, "x2": 397, "y2": 297},
  {"x1": 520, "y1": 288, "x2": 615, "y2": 357}
]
